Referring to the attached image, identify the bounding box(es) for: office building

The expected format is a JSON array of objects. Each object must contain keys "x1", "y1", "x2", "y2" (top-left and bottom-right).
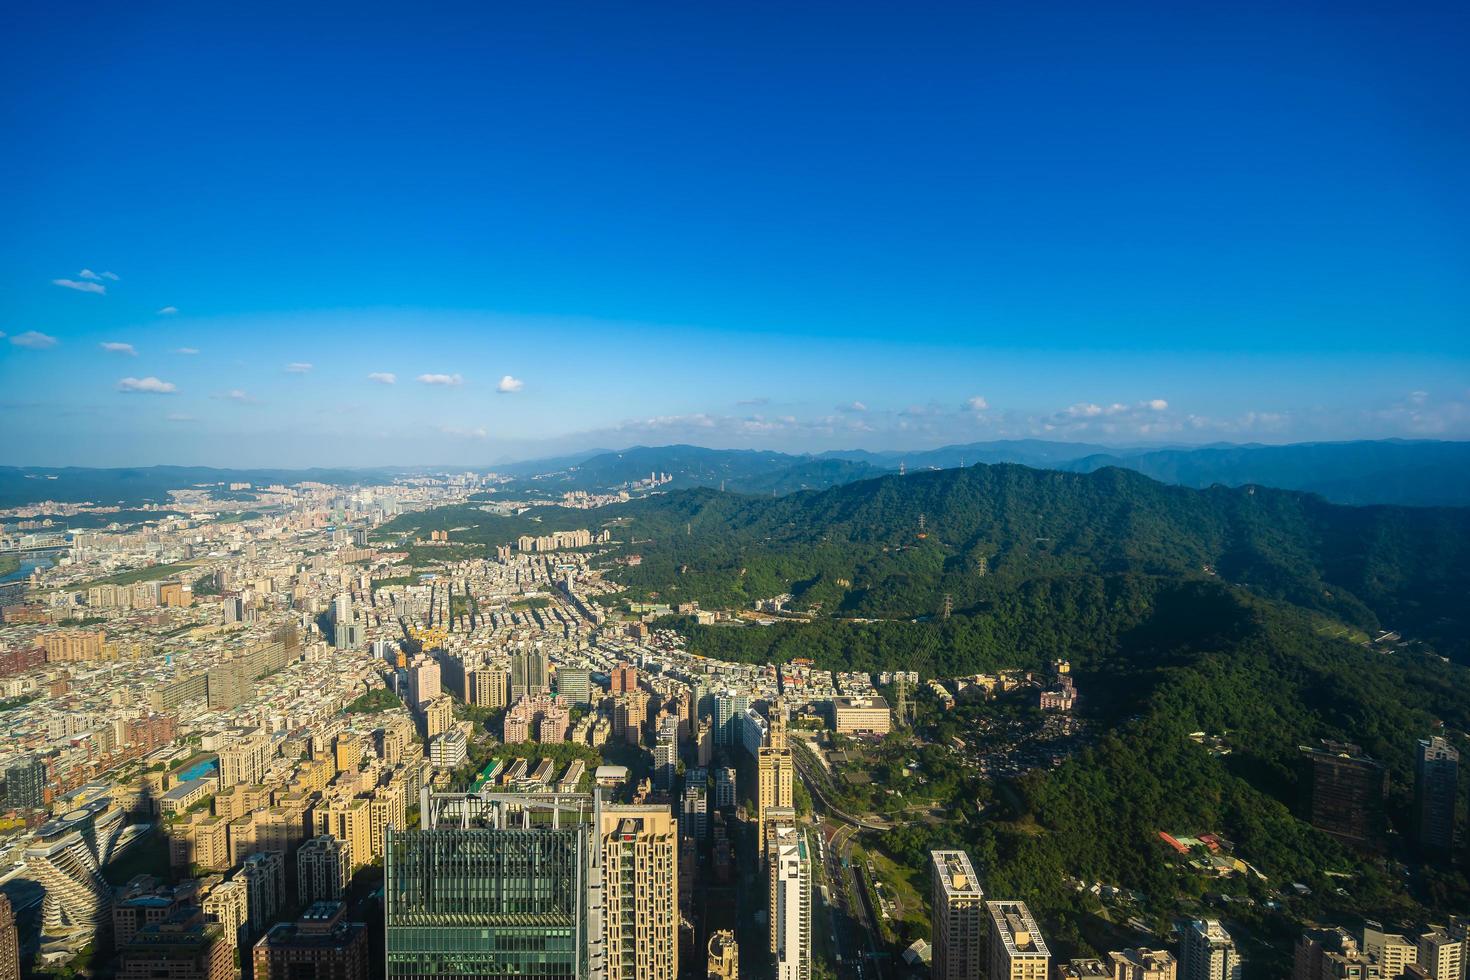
[
  {"x1": 769, "y1": 829, "x2": 811, "y2": 980},
  {"x1": 1300, "y1": 741, "x2": 1387, "y2": 846},
  {"x1": 987, "y1": 901, "x2": 1049, "y2": 980},
  {"x1": 385, "y1": 792, "x2": 603, "y2": 980},
  {"x1": 602, "y1": 804, "x2": 679, "y2": 980},
  {"x1": 930, "y1": 851, "x2": 985, "y2": 980},
  {"x1": 1180, "y1": 920, "x2": 1241, "y2": 980},
  {"x1": 1415, "y1": 737, "x2": 1459, "y2": 859},
  {"x1": 757, "y1": 705, "x2": 794, "y2": 855},
  {"x1": 297, "y1": 835, "x2": 351, "y2": 906},
  {"x1": 1111, "y1": 948, "x2": 1177, "y2": 980},
  {"x1": 559, "y1": 667, "x2": 594, "y2": 704},
  {"x1": 252, "y1": 901, "x2": 369, "y2": 980},
  {"x1": 831, "y1": 696, "x2": 892, "y2": 735}
]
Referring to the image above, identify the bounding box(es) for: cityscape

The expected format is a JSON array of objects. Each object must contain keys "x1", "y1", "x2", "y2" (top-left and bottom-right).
[{"x1": 3, "y1": 3, "x2": 1469, "y2": 980}]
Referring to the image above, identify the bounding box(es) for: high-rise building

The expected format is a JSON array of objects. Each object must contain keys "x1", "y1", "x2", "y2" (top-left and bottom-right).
[
  {"x1": 4, "y1": 756, "x2": 47, "y2": 810},
  {"x1": 511, "y1": 648, "x2": 550, "y2": 701},
  {"x1": 316, "y1": 797, "x2": 374, "y2": 872},
  {"x1": 930, "y1": 850, "x2": 985, "y2": 980},
  {"x1": 1299, "y1": 741, "x2": 1387, "y2": 846},
  {"x1": 0, "y1": 894, "x2": 20, "y2": 980},
  {"x1": 1363, "y1": 923, "x2": 1418, "y2": 980},
  {"x1": 713, "y1": 767, "x2": 737, "y2": 809},
  {"x1": 768, "y1": 828, "x2": 811, "y2": 980},
  {"x1": 558, "y1": 667, "x2": 593, "y2": 705},
  {"x1": 218, "y1": 727, "x2": 271, "y2": 788},
  {"x1": 297, "y1": 835, "x2": 351, "y2": 907},
  {"x1": 708, "y1": 929, "x2": 739, "y2": 980},
  {"x1": 1415, "y1": 737, "x2": 1459, "y2": 859},
  {"x1": 986, "y1": 901, "x2": 1049, "y2": 980},
  {"x1": 407, "y1": 657, "x2": 441, "y2": 711},
  {"x1": 1294, "y1": 927, "x2": 1367, "y2": 980},
  {"x1": 252, "y1": 901, "x2": 369, "y2": 980},
  {"x1": 471, "y1": 667, "x2": 509, "y2": 709},
  {"x1": 117, "y1": 917, "x2": 232, "y2": 980},
  {"x1": 757, "y1": 705, "x2": 794, "y2": 862},
  {"x1": 385, "y1": 792, "x2": 603, "y2": 980},
  {"x1": 23, "y1": 800, "x2": 123, "y2": 943},
  {"x1": 1417, "y1": 930, "x2": 1465, "y2": 980},
  {"x1": 1180, "y1": 920, "x2": 1242, "y2": 980},
  {"x1": 201, "y1": 877, "x2": 249, "y2": 949},
  {"x1": 1111, "y1": 949, "x2": 1178, "y2": 980},
  {"x1": 610, "y1": 663, "x2": 639, "y2": 694},
  {"x1": 654, "y1": 718, "x2": 679, "y2": 791},
  {"x1": 602, "y1": 804, "x2": 678, "y2": 980},
  {"x1": 683, "y1": 780, "x2": 708, "y2": 840},
  {"x1": 241, "y1": 851, "x2": 287, "y2": 936}
]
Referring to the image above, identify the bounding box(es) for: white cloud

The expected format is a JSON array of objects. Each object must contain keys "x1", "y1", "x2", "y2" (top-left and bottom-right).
[
  {"x1": 166, "y1": 413, "x2": 196, "y2": 422},
  {"x1": 497, "y1": 375, "x2": 524, "y2": 393},
  {"x1": 215, "y1": 388, "x2": 256, "y2": 403},
  {"x1": 418, "y1": 373, "x2": 464, "y2": 387},
  {"x1": 838, "y1": 400, "x2": 867, "y2": 413},
  {"x1": 736, "y1": 397, "x2": 770, "y2": 407},
  {"x1": 52, "y1": 278, "x2": 106, "y2": 295},
  {"x1": 1147, "y1": 398, "x2": 1169, "y2": 411},
  {"x1": 368, "y1": 372, "x2": 397, "y2": 385},
  {"x1": 10, "y1": 331, "x2": 58, "y2": 349},
  {"x1": 117, "y1": 376, "x2": 177, "y2": 394},
  {"x1": 100, "y1": 341, "x2": 138, "y2": 356},
  {"x1": 157, "y1": 306, "x2": 179, "y2": 315},
  {"x1": 965, "y1": 396, "x2": 989, "y2": 411},
  {"x1": 284, "y1": 362, "x2": 313, "y2": 374},
  {"x1": 79, "y1": 269, "x2": 101, "y2": 280},
  {"x1": 100, "y1": 271, "x2": 119, "y2": 281},
  {"x1": 439, "y1": 424, "x2": 489, "y2": 439},
  {"x1": 174, "y1": 347, "x2": 200, "y2": 355}
]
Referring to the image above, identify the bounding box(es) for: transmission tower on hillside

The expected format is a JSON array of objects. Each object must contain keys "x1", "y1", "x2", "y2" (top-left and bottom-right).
[
  {"x1": 894, "y1": 673, "x2": 911, "y2": 728},
  {"x1": 941, "y1": 593, "x2": 953, "y2": 620}
]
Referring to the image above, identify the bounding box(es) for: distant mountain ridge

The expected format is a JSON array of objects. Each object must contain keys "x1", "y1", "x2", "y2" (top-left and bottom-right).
[
  {"x1": 5, "y1": 439, "x2": 1468, "y2": 508},
  {"x1": 506, "y1": 438, "x2": 1470, "y2": 506}
]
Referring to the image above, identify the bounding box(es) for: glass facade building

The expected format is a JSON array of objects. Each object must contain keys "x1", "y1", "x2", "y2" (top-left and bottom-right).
[{"x1": 385, "y1": 792, "x2": 600, "y2": 980}]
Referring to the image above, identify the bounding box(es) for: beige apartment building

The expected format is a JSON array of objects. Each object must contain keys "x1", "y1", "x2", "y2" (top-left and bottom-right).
[
  {"x1": 987, "y1": 901, "x2": 1050, "y2": 980},
  {"x1": 601, "y1": 804, "x2": 679, "y2": 980},
  {"x1": 930, "y1": 850, "x2": 985, "y2": 980}
]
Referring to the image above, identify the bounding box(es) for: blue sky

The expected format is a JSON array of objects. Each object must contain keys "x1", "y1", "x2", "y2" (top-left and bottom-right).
[{"x1": 2, "y1": 1, "x2": 1467, "y2": 466}]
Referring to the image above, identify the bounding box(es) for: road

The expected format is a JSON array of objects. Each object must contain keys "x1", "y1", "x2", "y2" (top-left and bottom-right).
[{"x1": 798, "y1": 747, "x2": 894, "y2": 980}]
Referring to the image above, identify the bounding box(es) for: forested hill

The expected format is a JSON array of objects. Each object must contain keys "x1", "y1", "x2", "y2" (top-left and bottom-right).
[{"x1": 386, "y1": 462, "x2": 1470, "y2": 659}]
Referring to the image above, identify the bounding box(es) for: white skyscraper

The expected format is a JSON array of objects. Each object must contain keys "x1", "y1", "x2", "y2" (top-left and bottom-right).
[{"x1": 769, "y1": 829, "x2": 811, "y2": 980}]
